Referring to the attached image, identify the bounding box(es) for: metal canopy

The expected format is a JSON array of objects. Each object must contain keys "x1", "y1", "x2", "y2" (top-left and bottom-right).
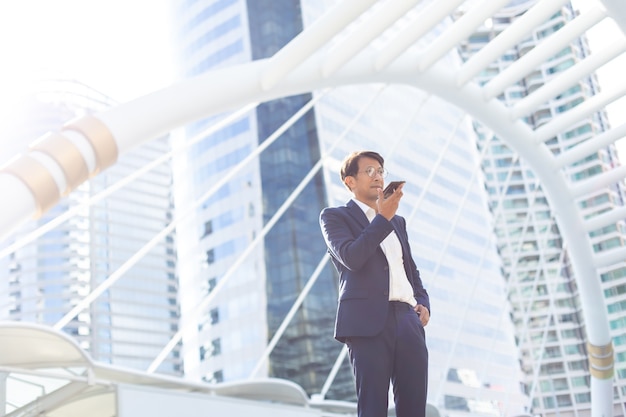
[{"x1": 0, "y1": 322, "x2": 312, "y2": 416}]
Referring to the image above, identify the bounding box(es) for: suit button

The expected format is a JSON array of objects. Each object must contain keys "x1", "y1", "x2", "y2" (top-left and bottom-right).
[
  {"x1": 383, "y1": 290, "x2": 389, "y2": 296},
  {"x1": 384, "y1": 266, "x2": 389, "y2": 271}
]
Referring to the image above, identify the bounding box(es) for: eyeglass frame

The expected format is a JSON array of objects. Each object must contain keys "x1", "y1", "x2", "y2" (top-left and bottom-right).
[{"x1": 356, "y1": 166, "x2": 388, "y2": 178}]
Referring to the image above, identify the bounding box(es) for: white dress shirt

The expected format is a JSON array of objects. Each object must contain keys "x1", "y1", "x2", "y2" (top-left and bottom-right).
[{"x1": 352, "y1": 198, "x2": 417, "y2": 307}]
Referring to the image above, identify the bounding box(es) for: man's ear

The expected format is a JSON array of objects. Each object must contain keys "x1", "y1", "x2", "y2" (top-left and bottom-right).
[{"x1": 344, "y1": 176, "x2": 355, "y2": 191}]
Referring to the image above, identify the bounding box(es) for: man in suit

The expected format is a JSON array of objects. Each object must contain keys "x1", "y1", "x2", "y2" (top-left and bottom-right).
[{"x1": 319, "y1": 150, "x2": 430, "y2": 417}]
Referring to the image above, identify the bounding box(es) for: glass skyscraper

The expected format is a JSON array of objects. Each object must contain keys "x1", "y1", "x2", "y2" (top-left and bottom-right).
[
  {"x1": 172, "y1": 0, "x2": 529, "y2": 413},
  {"x1": 0, "y1": 81, "x2": 181, "y2": 375},
  {"x1": 456, "y1": 1, "x2": 626, "y2": 415}
]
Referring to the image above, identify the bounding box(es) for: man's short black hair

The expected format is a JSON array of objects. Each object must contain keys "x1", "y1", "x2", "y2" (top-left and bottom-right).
[{"x1": 340, "y1": 151, "x2": 384, "y2": 189}]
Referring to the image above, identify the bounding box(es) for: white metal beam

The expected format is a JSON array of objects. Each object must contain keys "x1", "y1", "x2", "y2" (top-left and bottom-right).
[
  {"x1": 554, "y1": 122, "x2": 626, "y2": 168},
  {"x1": 417, "y1": 0, "x2": 510, "y2": 72},
  {"x1": 321, "y1": 0, "x2": 422, "y2": 78},
  {"x1": 483, "y1": 6, "x2": 608, "y2": 100},
  {"x1": 584, "y1": 206, "x2": 626, "y2": 232},
  {"x1": 457, "y1": 0, "x2": 571, "y2": 87},
  {"x1": 261, "y1": 0, "x2": 380, "y2": 90},
  {"x1": 570, "y1": 165, "x2": 626, "y2": 199},
  {"x1": 511, "y1": 41, "x2": 626, "y2": 119},
  {"x1": 533, "y1": 81, "x2": 626, "y2": 143},
  {"x1": 374, "y1": 0, "x2": 466, "y2": 71},
  {"x1": 594, "y1": 247, "x2": 626, "y2": 268}
]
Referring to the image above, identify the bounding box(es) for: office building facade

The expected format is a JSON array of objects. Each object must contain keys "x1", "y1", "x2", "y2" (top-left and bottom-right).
[{"x1": 172, "y1": 0, "x2": 530, "y2": 413}]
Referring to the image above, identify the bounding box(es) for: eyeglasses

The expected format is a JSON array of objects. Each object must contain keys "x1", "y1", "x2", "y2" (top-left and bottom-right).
[{"x1": 358, "y1": 166, "x2": 388, "y2": 178}]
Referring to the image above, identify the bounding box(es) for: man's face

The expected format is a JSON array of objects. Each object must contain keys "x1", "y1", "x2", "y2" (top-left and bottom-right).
[{"x1": 346, "y1": 156, "x2": 385, "y2": 203}]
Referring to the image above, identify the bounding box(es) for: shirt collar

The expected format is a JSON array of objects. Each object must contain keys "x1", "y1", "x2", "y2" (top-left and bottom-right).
[{"x1": 352, "y1": 198, "x2": 376, "y2": 222}]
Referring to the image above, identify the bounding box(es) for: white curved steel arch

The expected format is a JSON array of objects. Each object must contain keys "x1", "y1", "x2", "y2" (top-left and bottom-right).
[{"x1": 1, "y1": 1, "x2": 624, "y2": 415}]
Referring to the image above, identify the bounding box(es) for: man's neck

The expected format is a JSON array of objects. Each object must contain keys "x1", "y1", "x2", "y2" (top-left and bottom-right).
[{"x1": 353, "y1": 196, "x2": 377, "y2": 212}]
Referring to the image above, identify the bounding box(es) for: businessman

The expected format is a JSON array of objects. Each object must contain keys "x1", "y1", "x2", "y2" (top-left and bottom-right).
[{"x1": 319, "y1": 150, "x2": 430, "y2": 417}]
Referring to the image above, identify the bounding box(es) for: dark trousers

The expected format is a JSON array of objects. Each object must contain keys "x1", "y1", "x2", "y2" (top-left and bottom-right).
[{"x1": 346, "y1": 301, "x2": 428, "y2": 417}]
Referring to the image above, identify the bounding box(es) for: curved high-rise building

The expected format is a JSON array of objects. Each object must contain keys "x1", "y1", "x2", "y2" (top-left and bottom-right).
[
  {"x1": 456, "y1": 1, "x2": 626, "y2": 415},
  {"x1": 171, "y1": 0, "x2": 529, "y2": 414}
]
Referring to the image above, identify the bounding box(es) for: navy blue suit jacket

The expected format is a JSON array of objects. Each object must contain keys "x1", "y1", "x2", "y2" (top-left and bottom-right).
[{"x1": 320, "y1": 199, "x2": 430, "y2": 342}]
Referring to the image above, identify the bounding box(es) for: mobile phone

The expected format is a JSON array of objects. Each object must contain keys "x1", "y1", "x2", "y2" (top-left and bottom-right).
[{"x1": 383, "y1": 181, "x2": 406, "y2": 198}]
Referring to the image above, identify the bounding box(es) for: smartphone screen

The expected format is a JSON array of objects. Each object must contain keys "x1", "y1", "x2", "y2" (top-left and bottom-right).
[{"x1": 383, "y1": 181, "x2": 406, "y2": 198}]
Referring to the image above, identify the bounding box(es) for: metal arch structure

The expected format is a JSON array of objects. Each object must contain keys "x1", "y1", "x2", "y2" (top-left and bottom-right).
[{"x1": 0, "y1": 0, "x2": 625, "y2": 415}]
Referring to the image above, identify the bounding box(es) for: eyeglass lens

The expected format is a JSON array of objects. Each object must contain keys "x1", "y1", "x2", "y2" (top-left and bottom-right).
[{"x1": 365, "y1": 167, "x2": 386, "y2": 177}]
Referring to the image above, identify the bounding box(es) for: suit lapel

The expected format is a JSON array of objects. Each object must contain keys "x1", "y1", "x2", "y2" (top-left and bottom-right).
[
  {"x1": 346, "y1": 201, "x2": 411, "y2": 276},
  {"x1": 346, "y1": 200, "x2": 369, "y2": 228}
]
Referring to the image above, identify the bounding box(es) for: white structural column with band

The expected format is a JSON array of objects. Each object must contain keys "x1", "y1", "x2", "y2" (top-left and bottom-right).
[{"x1": 0, "y1": 114, "x2": 118, "y2": 235}]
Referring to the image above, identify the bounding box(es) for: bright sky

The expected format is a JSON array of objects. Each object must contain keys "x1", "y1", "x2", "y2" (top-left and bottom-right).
[
  {"x1": 0, "y1": 0, "x2": 624, "y2": 160},
  {"x1": 0, "y1": 0, "x2": 174, "y2": 103},
  {"x1": 0, "y1": 0, "x2": 174, "y2": 163}
]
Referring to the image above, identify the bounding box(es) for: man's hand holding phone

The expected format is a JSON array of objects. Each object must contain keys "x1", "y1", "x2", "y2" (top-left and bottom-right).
[
  {"x1": 383, "y1": 181, "x2": 406, "y2": 199},
  {"x1": 378, "y1": 180, "x2": 405, "y2": 220}
]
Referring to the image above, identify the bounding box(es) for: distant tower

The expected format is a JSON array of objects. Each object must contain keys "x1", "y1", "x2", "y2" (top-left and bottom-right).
[{"x1": 0, "y1": 80, "x2": 181, "y2": 374}]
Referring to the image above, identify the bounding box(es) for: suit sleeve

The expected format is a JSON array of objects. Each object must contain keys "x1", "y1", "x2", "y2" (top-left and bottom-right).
[{"x1": 319, "y1": 207, "x2": 393, "y2": 272}]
